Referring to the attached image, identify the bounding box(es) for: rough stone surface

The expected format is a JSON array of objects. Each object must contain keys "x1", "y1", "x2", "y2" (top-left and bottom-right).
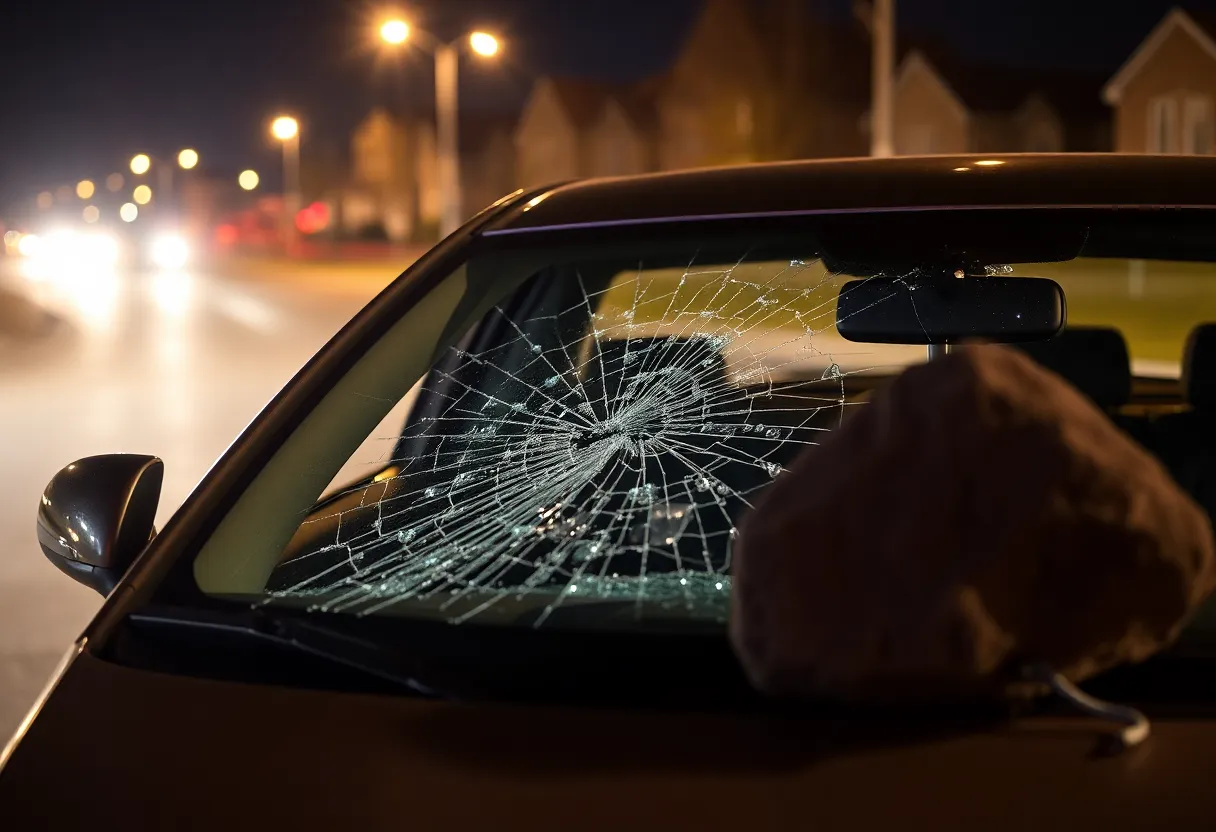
[{"x1": 730, "y1": 344, "x2": 1216, "y2": 702}]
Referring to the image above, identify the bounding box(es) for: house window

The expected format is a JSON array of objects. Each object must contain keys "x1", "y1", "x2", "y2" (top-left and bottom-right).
[
  {"x1": 1184, "y1": 96, "x2": 1214, "y2": 155},
  {"x1": 1148, "y1": 96, "x2": 1179, "y2": 153}
]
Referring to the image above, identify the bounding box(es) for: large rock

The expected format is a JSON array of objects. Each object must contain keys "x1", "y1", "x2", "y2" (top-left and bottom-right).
[{"x1": 730, "y1": 344, "x2": 1216, "y2": 702}]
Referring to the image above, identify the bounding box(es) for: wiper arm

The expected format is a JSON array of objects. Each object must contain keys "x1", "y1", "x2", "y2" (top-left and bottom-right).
[{"x1": 127, "y1": 606, "x2": 445, "y2": 697}]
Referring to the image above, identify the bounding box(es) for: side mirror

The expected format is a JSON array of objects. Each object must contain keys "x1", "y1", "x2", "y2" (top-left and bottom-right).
[{"x1": 36, "y1": 454, "x2": 163, "y2": 596}]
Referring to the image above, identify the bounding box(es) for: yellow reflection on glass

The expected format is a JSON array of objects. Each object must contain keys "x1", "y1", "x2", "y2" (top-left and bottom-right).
[
  {"x1": 973, "y1": 159, "x2": 1005, "y2": 167},
  {"x1": 133, "y1": 184, "x2": 152, "y2": 205},
  {"x1": 76, "y1": 180, "x2": 95, "y2": 199}
]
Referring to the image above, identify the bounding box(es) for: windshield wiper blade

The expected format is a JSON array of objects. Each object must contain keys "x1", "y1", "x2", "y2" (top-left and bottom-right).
[{"x1": 127, "y1": 606, "x2": 445, "y2": 697}]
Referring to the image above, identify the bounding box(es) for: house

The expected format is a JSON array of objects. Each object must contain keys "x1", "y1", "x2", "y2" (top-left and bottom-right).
[
  {"x1": 343, "y1": 108, "x2": 516, "y2": 241},
  {"x1": 1102, "y1": 7, "x2": 1216, "y2": 154},
  {"x1": 514, "y1": 78, "x2": 657, "y2": 189},
  {"x1": 653, "y1": 0, "x2": 870, "y2": 169},
  {"x1": 888, "y1": 49, "x2": 1109, "y2": 155}
]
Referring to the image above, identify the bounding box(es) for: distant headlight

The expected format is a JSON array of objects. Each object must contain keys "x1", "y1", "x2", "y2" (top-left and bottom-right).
[
  {"x1": 81, "y1": 232, "x2": 120, "y2": 266},
  {"x1": 16, "y1": 233, "x2": 41, "y2": 257},
  {"x1": 149, "y1": 234, "x2": 189, "y2": 269},
  {"x1": 32, "y1": 230, "x2": 118, "y2": 267}
]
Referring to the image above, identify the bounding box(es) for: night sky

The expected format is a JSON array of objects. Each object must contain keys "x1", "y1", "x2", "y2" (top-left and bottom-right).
[{"x1": 2, "y1": 0, "x2": 1213, "y2": 207}]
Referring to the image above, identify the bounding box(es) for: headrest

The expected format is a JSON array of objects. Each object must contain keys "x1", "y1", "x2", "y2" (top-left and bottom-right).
[
  {"x1": 1183, "y1": 323, "x2": 1216, "y2": 407},
  {"x1": 1013, "y1": 326, "x2": 1131, "y2": 407}
]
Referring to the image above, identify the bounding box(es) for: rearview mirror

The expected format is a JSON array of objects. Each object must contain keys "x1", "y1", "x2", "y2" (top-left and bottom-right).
[
  {"x1": 36, "y1": 454, "x2": 163, "y2": 596},
  {"x1": 836, "y1": 276, "x2": 1066, "y2": 344}
]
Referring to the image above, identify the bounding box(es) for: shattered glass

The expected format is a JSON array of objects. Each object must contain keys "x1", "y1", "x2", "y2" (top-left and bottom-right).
[{"x1": 264, "y1": 256, "x2": 916, "y2": 628}]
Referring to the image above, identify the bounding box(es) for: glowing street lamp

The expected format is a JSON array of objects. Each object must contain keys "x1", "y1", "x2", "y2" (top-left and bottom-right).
[
  {"x1": 178, "y1": 148, "x2": 199, "y2": 169},
  {"x1": 469, "y1": 31, "x2": 499, "y2": 57},
  {"x1": 133, "y1": 184, "x2": 152, "y2": 205},
  {"x1": 376, "y1": 19, "x2": 501, "y2": 236},
  {"x1": 238, "y1": 169, "x2": 260, "y2": 191},
  {"x1": 130, "y1": 154, "x2": 151, "y2": 175},
  {"x1": 76, "y1": 179, "x2": 95, "y2": 199},
  {"x1": 379, "y1": 19, "x2": 409, "y2": 45},
  {"x1": 119, "y1": 202, "x2": 138, "y2": 222},
  {"x1": 271, "y1": 116, "x2": 299, "y2": 141}
]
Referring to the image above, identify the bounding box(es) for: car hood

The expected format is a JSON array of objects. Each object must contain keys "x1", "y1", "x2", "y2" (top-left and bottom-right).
[{"x1": 1, "y1": 647, "x2": 1214, "y2": 830}]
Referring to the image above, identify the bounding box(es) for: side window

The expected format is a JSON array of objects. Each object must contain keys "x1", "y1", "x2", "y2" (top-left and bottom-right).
[
  {"x1": 1148, "y1": 96, "x2": 1179, "y2": 153},
  {"x1": 1184, "y1": 95, "x2": 1214, "y2": 155}
]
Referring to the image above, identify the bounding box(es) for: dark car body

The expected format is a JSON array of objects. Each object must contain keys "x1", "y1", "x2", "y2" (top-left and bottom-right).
[{"x1": 6, "y1": 155, "x2": 1216, "y2": 830}]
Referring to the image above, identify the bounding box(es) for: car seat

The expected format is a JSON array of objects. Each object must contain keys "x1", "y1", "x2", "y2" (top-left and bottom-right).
[
  {"x1": 1012, "y1": 326, "x2": 1132, "y2": 410},
  {"x1": 1144, "y1": 324, "x2": 1216, "y2": 517}
]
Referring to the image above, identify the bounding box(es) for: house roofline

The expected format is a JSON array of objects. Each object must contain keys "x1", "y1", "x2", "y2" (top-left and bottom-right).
[
  {"x1": 897, "y1": 50, "x2": 971, "y2": 122},
  {"x1": 1102, "y1": 8, "x2": 1216, "y2": 105}
]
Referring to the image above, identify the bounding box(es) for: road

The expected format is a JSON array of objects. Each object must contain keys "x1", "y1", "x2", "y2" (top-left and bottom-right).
[{"x1": 0, "y1": 255, "x2": 401, "y2": 741}]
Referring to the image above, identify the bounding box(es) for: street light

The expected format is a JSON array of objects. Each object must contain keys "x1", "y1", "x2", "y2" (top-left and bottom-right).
[
  {"x1": 119, "y1": 203, "x2": 138, "y2": 222},
  {"x1": 469, "y1": 31, "x2": 499, "y2": 57},
  {"x1": 379, "y1": 19, "x2": 408, "y2": 45},
  {"x1": 130, "y1": 154, "x2": 151, "y2": 175},
  {"x1": 76, "y1": 179, "x2": 95, "y2": 199},
  {"x1": 238, "y1": 169, "x2": 260, "y2": 191},
  {"x1": 270, "y1": 115, "x2": 301, "y2": 248},
  {"x1": 377, "y1": 18, "x2": 501, "y2": 237},
  {"x1": 178, "y1": 148, "x2": 199, "y2": 169},
  {"x1": 133, "y1": 184, "x2": 152, "y2": 205}
]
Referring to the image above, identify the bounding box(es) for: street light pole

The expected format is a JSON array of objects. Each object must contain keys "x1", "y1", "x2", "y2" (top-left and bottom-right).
[
  {"x1": 283, "y1": 132, "x2": 301, "y2": 238},
  {"x1": 434, "y1": 42, "x2": 461, "y2": 238},
  {"x1": 271, "y1": 116, "x2": 302, "y2": 251},
  {"x1": 377, "y1": 21, "x2": 498, "y2": 240},
  {"x1": 871, "y1": 0, "x2": 895, "y2": 158}
]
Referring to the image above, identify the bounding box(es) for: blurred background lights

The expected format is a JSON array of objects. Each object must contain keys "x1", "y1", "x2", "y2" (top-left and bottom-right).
[
  {"x1": 177, "y1": 148, "x2": 199, "y2": 169},
  {"x1": 36, "y1": 192, "x2": 53, "y2": 210},
  {"x1": 149, "y1": 234, "x2": 190, "y2": 269},
  {"x1": 106, "y1": 172, "x2": 124, "y2": 191},
  {"x1": 76, "y1": 180, "x2": 95, "y2": 199},
  {"x1": 133, "y1": 184, "x2": 152, "y2": 205},
  {"x1": 238, "y1": 169, "x2": 259, "y2": 190},
  {"x1": 82, "y1": 205, "x2": 100, "y2": 223},
  {"x1": 119, "y1": 202, "x2": 138, "y2": 223},
  {"x1": 130, "y1": 154, "x2": 151, "y2": 175}
]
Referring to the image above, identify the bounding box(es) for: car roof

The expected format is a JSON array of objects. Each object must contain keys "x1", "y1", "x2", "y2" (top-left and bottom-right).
[{"x1": 482, "y1": 154, "x2": 1216, "y2": 236}]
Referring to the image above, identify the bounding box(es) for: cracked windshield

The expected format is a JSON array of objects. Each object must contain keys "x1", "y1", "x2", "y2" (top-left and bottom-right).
[
  {"x1": 199, "y1": 248, "x2": 1208, "y2": 629},
  {"x1": 262, "y1": 255, "x2": 882, "y2": 627}
]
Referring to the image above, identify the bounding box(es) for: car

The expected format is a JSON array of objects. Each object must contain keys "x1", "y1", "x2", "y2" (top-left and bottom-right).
[{"x1": 6, "y1": 154, "x2": 1216, "y2": 829}]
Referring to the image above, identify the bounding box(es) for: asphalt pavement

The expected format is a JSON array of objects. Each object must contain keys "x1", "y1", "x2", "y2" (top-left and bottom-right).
[{"x1": 0, "y1": 254, "x2": 402, "y2": 742}]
